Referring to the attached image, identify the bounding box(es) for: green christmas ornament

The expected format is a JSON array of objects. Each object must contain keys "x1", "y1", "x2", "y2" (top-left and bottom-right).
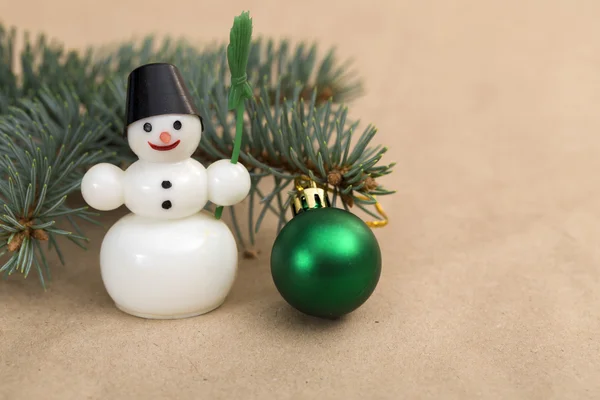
[{"x1": 270, "y1": 181, "x2": 382, "y2": 319}]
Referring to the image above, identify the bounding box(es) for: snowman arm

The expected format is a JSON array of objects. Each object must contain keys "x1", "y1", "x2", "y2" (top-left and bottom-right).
[
  {"x1": 206, "y1": 159, "x2": 251, "y2": 206},
  {"x1": 81, "y1": 163, "x2": 125, "y2": 211}
]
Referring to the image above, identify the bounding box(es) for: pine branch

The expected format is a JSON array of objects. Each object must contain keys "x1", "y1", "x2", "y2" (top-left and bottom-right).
[
  {"x1": 0, "y1": 23, "x2": 394, "y2": 286},
  {"x1": 0, "y1": 89, "x2": 112, "y2": 286}
]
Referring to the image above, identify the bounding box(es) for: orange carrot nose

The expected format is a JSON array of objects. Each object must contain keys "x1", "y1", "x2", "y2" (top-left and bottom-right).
[{"x1": 159, "y1": 132, "x2": 171, "y2": 144}]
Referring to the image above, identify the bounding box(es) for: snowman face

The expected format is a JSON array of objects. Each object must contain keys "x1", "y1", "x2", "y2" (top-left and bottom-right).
[{"x1": 127, "y1": 114, "x2": 202, "y2": 163}]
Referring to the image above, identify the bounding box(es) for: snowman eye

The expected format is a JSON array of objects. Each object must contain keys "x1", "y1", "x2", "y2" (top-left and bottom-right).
[
  {"x1": 143, "y1": 123, "x2": 152, "y2": 132},
  {"x1": 173, "y1": 120, "x2": 182, "y2": 130}
]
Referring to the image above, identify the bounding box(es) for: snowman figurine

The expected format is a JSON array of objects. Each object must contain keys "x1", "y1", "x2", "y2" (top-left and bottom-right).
[{"x1": 81, "y1": 63, "x2": 251, "y2": 319}]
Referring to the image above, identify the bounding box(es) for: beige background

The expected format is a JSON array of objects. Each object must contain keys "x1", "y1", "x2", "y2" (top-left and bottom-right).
[{"x1": 1, "y1": 0, "x2": 600, "y2": 399}]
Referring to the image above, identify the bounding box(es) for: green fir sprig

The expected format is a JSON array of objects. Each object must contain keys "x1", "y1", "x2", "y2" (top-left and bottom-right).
[
  {"x1": 0, "y1": 19, "x2": 394, "y2": 287},
  {"x1": 0, "y1": 88, "x2": 112, "y2": 287}
]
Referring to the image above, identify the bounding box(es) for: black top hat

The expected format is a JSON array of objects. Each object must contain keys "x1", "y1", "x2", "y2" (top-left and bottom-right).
[{"x1": 125, "y1": 63, "x2": 203, "y2": 133}]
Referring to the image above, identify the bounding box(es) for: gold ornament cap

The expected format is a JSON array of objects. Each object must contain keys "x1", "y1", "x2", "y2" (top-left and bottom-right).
[{"x1": 291, "y1": 178, "x2": 331, "y2": 216}]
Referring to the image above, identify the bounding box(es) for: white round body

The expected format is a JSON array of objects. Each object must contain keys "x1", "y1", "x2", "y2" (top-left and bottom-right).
[
  {"x1": 100, "y1": 211, "x2": 238, "y2": 319},
  {"x1": 123, "y1": 159, "x2": 207, "y2": 219}
]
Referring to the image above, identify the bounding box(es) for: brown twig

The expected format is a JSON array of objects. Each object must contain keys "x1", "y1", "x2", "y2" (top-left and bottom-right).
[{"x1": 6, "y1": 218, "x2": 49, "y2": 252}]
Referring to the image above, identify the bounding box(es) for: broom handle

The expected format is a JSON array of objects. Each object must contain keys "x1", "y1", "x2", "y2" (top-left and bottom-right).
[{"x1": 214, "y1": 101, "x2": 245, "y2": 220}]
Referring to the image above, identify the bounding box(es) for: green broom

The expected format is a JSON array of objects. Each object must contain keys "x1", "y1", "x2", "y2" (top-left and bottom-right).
[{"x1": 214, "y1": 11, "x2": 254, "y2": 220}]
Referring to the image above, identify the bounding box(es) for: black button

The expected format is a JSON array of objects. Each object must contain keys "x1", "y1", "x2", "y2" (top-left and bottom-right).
[
  {"x1": 161, "y1": 180, "x2": 172, "y2": 189},
  {"x1": 162, "y1": 200, "x2": 172, "y2": 210}
]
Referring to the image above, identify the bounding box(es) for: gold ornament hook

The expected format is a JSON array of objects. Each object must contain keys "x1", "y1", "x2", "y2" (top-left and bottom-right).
[
  {"x1": 354, "y1": 194, "x2": 389, "y2": 228},
  {"x1": 294, "y1": 176, "x2": 317, "y2": 192},
  {"x1": 292, "y1": 176, "x2": 389, "y2": 228}
]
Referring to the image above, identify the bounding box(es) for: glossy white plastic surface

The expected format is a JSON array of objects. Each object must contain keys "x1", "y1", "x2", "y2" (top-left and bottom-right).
[
  {"x1": 81, "y1": 163, "x2": 124, "y2": 211},
  {"x1": 207, "y1": 159, "x2": 252, "y2": 206},
  {"x1": 80, "y1": 113, "x2": 252, "y2": 319},
  {"x1": 123, "y1": 158, "x2": 208, "y2": 219},
  {"x1": 100, "y1": 211, "x2": 237, "y2": 319}
]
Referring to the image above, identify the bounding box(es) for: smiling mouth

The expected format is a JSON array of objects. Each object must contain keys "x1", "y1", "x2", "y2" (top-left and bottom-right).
[{"x1": 148, "y1": 140, "x2": 181, "y2": 151}]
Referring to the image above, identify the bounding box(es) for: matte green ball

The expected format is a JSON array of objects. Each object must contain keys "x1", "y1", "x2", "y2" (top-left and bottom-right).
[{"x1": 270, "y1": 207, "x2": 382, "y2": 319}]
